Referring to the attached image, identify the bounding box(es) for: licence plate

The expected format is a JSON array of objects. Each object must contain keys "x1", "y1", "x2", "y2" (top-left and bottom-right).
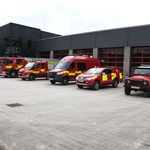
[
  {"x1": 49, "y1": 78, "x2": 53, "y2": 80},
  {"x1": 131, "y1": 86, "x2": 140, "y2": 89}
]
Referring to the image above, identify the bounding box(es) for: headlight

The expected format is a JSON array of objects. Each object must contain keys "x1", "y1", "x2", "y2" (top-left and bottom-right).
[
  {"x1": 24, "y1": 71, "x2": 29, "y2": 74},
  {"x1": 57, "y1": 72, "x2": 63, "y2": 75},
  {"x1": 143, "y1": 80, "x2": 148, "y2": 85},
  {"x1": 76, "y1": 76, "x2": 79, "y2": 80},
  {"x1": 127, "y1": 79, "x2": 130, "y2": 84},
  {"x1": 86, "y1": 77, "x2": 93, "y2": 81}
]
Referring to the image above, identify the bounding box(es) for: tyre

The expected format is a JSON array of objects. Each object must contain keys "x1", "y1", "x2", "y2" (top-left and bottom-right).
[
  {"x1": 77, "y1": 85, "x2": 83, "y2": 89},
  {"x1": 10, "y1": 71, "x2": 17, "y2": 78},
  {"x1": 112, "y1": 79, "x2": 118, "y2": 88},
  {"x1": 92, "y1": 80, "x2": 100, "y2": 90},
  {"x1": 21, "y1": 78, "x2": 26, "y2": 80},
  {"x1": 50, "y1": 80, "x2": 56, "y2": 84},
  {"x1": 29, "y1": 75, "x2": 35, "y2": 80},
  {"x1": 147, "y1": 90, "x2": 150, "y2": 97},
  {"x1": 124, "y1": 87, "x2": 131, "y2": 95},
  {"x1": 62, "y1": 77, "x2": 69, "y2": 85}
]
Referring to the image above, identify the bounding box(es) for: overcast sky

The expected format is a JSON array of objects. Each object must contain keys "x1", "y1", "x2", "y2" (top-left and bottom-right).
[{"x1": 0, "y1": 0, "x2": 150, "y2": 35}]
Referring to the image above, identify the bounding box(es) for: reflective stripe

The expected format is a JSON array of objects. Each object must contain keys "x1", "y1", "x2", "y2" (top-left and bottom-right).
[
  {"x1": 63, "y1": 70, "x2": 82, "y2": 76},
  {"x1": 111, "y1": 73, "x2": 116, "y2": 80},
  {"x1": 6, "y1": 66, "x2": 12, "y2": 69},
  {"x1": 33, "y1": 71, "x2": 40, "y2": 74},
  {"x1": 69, "y1": 73, "x2": 75, "y2": 76},
  {"x1": 41, "y1": 69, "x2": 45, "y2": 72},
  {"x1": 48, "y1": 61, "x2": 58, "y2": 65},
  {"x1": 120, "y1": 73, "x2": 123, "y2": 79},
  {"x1": 17, "y1": 65, "x2": 23, "y2": 69},
  {"x1": 63, "y1": 71, "x2": 69, "y2": 74},
  {"x1": 102, "y1": 75, "x2": 108, "y2": 81},
  {"x1": 75, "y1": 71, "x2": 82, "y2": 74}
]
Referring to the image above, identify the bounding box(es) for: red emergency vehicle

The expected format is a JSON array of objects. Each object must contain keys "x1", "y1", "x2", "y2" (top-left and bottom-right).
[
  {"x1": 18, "y1": 61, "x2": 50, "y2": 80},
  {"x1": 124, "y1": 65, "x2": 150, "y2": 97},
  {"x1": 76, "y1": 67, "x2": 122, "y2": 90},
  {"x1": 49, "y1": 56, "x2": 100, "y2": 85},
  {"x1": 1, "y1": 57, "x2": 27, "y2": 77}
]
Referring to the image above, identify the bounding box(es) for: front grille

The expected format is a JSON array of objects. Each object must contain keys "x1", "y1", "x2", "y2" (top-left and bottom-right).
[
  {"x1": 18, "y1": 72, "x2": 23, "y2": 76},
  {"x1": 130, "y1": 80, "x2": 143, "y2": 86},
  {"x1": 49, "y1": 72, "x2": 57, "y2": 78},
  {"x1": 78, "y1": 76, "x2": 85, "y2": 82}
]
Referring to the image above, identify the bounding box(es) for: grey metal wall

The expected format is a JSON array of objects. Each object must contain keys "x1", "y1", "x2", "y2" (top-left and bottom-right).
[
  {"x1": 128, "y1": 26, "x2": 150, "y2": 46},
  {"x1": 40, "y1": 31, "x2": 60, "y2": 39},
  {"x1": 37, "y1": 36, "x2": 72, "y2": 51},
  {"x1": 0, "y1": 23, "x2": 59, "y2": 57},
  {"x1": 95, "y1": 28, "x2": 128, "y2": 48},
  {"x1": 0, "y1": 24, "x2": 10, "y2": 38},
  {"x1": 37, "y1": 25, "x2": 150, "y2": 53}
]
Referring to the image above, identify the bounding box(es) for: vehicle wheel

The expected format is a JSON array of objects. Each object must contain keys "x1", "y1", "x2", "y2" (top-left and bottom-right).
[
  {"x1": 124, "y1": 87, "x2": 131, "y2": 95},
  {"x1": 29, "y1": 75, "x2": 35, "y2": 80},
  {"x1": 112, "y1": 79, "x2": 118, "y2": 88},
  {"x1": 147, "y1": 90, "x2": 150, "y2": 97},
  {"x1": 50, "y1": 80, "x2": 56, "y2": 84},
  {"x1": 10, "y1": 71, "x2": 17, "y2": 78},
  {"x1": 62, "y1": 77, "x2": 69, "y2": 85},
  {"x1": 77, "y1": 85, "x2": 83, "y2": 89},
  {"x1": 92, "y1": 80, "x2": 100, "y2": 90},
  {"x1": 21, "y1": 78, "x2": 26, "y2": 80},
  {"x1": 46, "y1": 74, "x2": 49, "y2": 80}
]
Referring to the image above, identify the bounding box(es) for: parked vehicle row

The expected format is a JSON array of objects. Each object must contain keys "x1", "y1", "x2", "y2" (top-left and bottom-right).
[{"x1": 0, "y1": 56, "x2": 150, "y2": 97}]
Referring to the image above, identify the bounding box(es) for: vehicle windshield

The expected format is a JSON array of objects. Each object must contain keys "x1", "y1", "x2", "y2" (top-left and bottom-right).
[
  {"x1": 25, "y1": 62, "x2": 35, "y2": 69},
  {"x1": 55, "y1": 62, "x2": 69, "y2": 69},
  {"x1": 134, "y1": 68, "x2": 150, "y2": 75},
  {"x1": 2, "y1": 59, "x2": 13, "y2": 65},
  {"x1": 87, "y1": 68, "x2": 103, "y2": 74}
]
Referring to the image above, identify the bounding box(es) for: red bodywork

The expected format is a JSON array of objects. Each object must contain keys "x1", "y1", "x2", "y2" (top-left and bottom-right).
[
  {"x1": 49, "y1": 56, "x2": 100, "y2": 85},
  {"x1": 76, "y1": 67, "x2": 122, "y2": 89},
  {"x1": 124, "y1": 66, "x2": 150, "y2": 97},
  {"x1": 0, "y1": 57, "x2": 27, "y2": 77},
  {"x1": 18, "y1": 61, "x2": 49, "y2": 80}
]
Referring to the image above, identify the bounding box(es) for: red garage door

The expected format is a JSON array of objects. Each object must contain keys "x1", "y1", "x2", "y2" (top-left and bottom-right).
[
  {"x1": 99, "y1": 47, "x2": 124, "y2": 70},
  {"x1": 131, "y1": 47, "x2": 150, "y2": 68}
]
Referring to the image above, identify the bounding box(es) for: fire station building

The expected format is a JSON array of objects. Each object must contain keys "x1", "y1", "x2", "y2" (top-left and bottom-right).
[{"x1": 1, "y1": 23, "x2": 150, "y2": 78}]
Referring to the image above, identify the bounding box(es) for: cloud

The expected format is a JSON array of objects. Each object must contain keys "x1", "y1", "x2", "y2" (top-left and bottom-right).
[{"x1": 0, "y1": 0, "x2": 150, "y2": 35}]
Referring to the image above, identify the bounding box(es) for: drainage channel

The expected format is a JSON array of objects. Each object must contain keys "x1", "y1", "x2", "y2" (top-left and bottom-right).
[{"x1": 6, "y1": 103, "x2": 24, "y2": 107}]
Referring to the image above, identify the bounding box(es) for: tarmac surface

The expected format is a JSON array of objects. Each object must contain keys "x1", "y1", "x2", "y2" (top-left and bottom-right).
[{"x1": 0, "y1": 78, "x2": 150, "y2": 150}]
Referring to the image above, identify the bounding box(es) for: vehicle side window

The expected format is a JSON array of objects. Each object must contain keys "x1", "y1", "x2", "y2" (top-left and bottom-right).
[
  {"x1": 41, "y1": 63, "x2": 46, "y2": 69},
  {"x1": 107, "y1": 69, "x2": 112, "y2": 74},
  {"x1": 77, "y1": 63, "x2": 86, "y2": 71},
  {"x1": 102, "y1": 69, "x2": 112, "y2": 74},
  {"x1": 16, "y1": 59, "x2": 22, "y2": 64},
  {"x1": 33, "y1": 63, "x2": 40, "y2": 69},
  {"x1": 68, "y1": 63, "x2": 75, "y2": 70}
]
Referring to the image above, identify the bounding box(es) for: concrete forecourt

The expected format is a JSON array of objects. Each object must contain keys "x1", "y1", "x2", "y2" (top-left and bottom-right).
[{"x1": 0, "y1": 78, "x2": 150, "y2": 150}]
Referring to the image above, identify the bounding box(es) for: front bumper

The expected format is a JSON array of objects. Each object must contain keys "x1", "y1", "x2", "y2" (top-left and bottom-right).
[
  {"x1": 18, "y1": 72, "x2": 23, "y2": 78},
  {"x1": 76, "y1": 80, "x2": 94, "y2": 87},
  {"x1": 21, "y1": 74, "x2": 30, "y2": 79},
  {"x1": 125, "y1": 85, "x2": 149, "y2": 91},
  {"x1": 3, "y1": 70, "x2": 10, "y2": 77},
  {"x1": 125, "y1": 81, "x2": 149, "y2": 91},
  {"x1": 49, "y1": 74, "x2": 64, "y2": 82}
]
